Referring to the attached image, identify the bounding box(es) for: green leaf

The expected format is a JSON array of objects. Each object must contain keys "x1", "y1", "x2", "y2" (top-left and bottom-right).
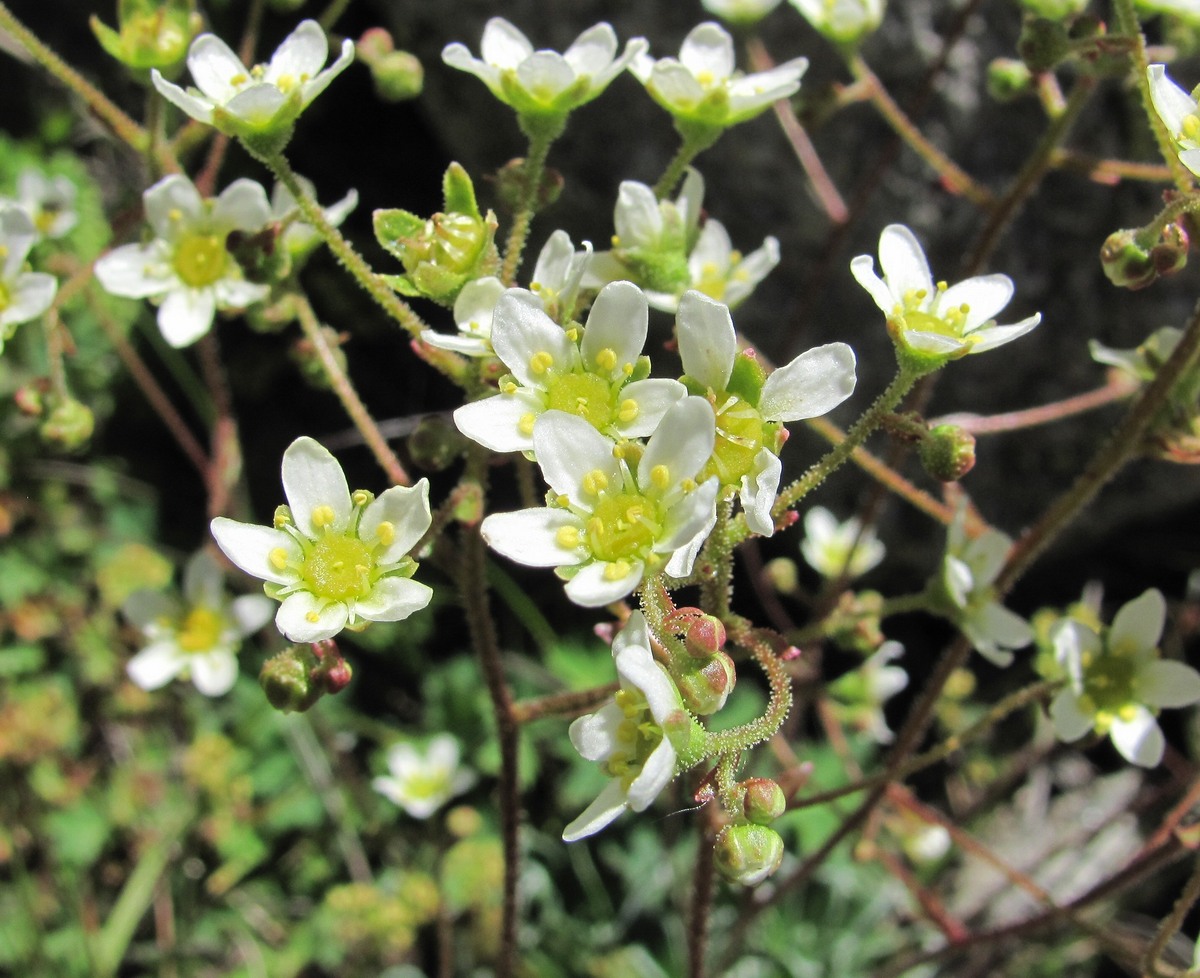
[{"x1": 442, "y1": 162, "x2": 480, "y2": 217}]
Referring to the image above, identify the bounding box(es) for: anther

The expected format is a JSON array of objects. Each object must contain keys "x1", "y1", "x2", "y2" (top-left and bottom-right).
[
  {"x1": 650, "y1": 464, "x2": 670, "y2": 490},
  {"x1": 376, "y1": 521, "x2": 396, "y2": 547},
  {"x1": 311, "y1": 504, "x2": 337, "y2": 529}
]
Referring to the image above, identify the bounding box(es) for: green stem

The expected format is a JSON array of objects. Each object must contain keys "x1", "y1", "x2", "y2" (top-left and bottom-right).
[
  {"x1": 293, "y1": 292, "x2": 411, "y2": 486},
  {"x1": 1139, "y1": 854, "x2": 1200, "y2": 977},
  {"x1": 997, "y1": 296, "x2": 1200, "y2": 592},
  {"x1": 702, "y1": 630, "x2": 793, "y2": 757},
  {"x1": 500, "y1": 125, "x2": 557, "y2": 286},
  {"x1": 654, "y1": 125, "x2": 723, "y2": 200},
  {"x1": 0, "y1": 2, "x2": 177, "y2": 174},
  {"x1": 770, "y1": 366, "x2": 921, "y2": 520},
  {"x1": 699, "y1": 496, "x2": 735, "y2": 619},
  {"x1": 1135, "y1": 191, "x2": 1200, "y2": 249}
]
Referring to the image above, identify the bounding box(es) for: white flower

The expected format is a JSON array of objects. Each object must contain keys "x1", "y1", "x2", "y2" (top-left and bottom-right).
[
  {"x1": 94, "y1": 174, "x2": 270, "y2": 347},
  {"x1": 151, "y1": 19, "x2": 353, "y2": 145},
  {"x1": 269, "y1": 176, "x2": 358, "y2": 257},
  {"x1": 800, "y1": 506, "x2": 885, "y2": 579},
  {"x1": 1090, "y1": 326, "x2": 1181, "y2": 383},
  {"x1": 453, "y1": 280, "x2": 687, "y2": 454},
  {"x1": 676, "y1": 290, "x2": 857, "y2": 536},
  {"x1": 937, "y1": 514, "x2": 1032, "y2": 666},
  {"x1": 123, "y1": 551, "x2": 273, "y2": 697},
  {"x1": 0, "y1": 207, "x2": 57, "y2": 352},
  {"x1": 481, "y1": 398, "x2": 720, "y2": 607},
  {"x1": 703, "y1": 0, "x2": 785, "y2": 26},
  {"x1": 1147, "y1": 65, "x2": 1200, "y2": 179},
  {"x1": 372, "y1": 734, "x2": 476, "y2": 819},
  {"x1": 851, "y1": 224, "x2": 1041, "y2": 365},
  {"x1": 210, "y1": 437, "x2": 433, "y2": 643},
  {"x1": 563, "y1": 612, "x2": 691, "y2": 841},
  {"x1": 630, "y1": 22, "x2": 807, "y2": 130},
  {"x1": 587, "y1": 170, "x2": 779, "y2": 312},
  {"x1": 790, "y1": 0, "x2": 885, "y2": 45},
  {"x1": 442, "y1": 18, "x2": 647, "y2": 120},
  {"x1": 9, "y1": 168, "x2": 77, "y2": 239},
  {"x1": 829, "y1": 640, "x2": 908, "y2": 743},
  {"x1": 422, "y1": 230, "x2": 590, "y2": 356},
  {"x1": 1050, "y1": 589, "x2": 1200, "y2": 767}
]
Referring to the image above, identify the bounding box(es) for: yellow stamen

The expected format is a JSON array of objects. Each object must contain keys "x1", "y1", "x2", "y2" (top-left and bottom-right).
[
  {"x1": 604, "y1": 559, "x2": 633, "y2": 581},
  {"x1": 595, "y1": 347, "x2": 618, "y2": 371},
  {"x1": 311, "y1": 504, "x2": 337, "y2": 529},
  {"x1": 556, "y1": 526, "x2": 581, "y2": 549},
  {"x1": 582, "y1": 468, "x2": 609, "y2": 495},
  {"x1": 269, "y1": 547, "x2": 290, "y2": 570},
  {"x1": 529, "y1": 351, "x2": 554, "y2": 375},
  {"x1": 650, "y1": 464, "x2": 670, "y2": 490},
  {"x1": 305, "y1": 611, "x2": 321, "y2": 623},
  {"x1": 375, "y1": 521, "x2": 396, "y2": 547},
  {"x1": 519, "y1": 412, "x2": 536, "y2": 436},
  {"x1": 618, "y1": 399, "x2": 638, "y2": 424}
]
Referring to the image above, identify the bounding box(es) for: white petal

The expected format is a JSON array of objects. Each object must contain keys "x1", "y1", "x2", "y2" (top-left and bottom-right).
[
  {"x1": 123, "y1": 590, "x2": 177, "y2": 630},
  {"x1": 480, "y1": 17, "x2": 534, "y2": 69},
  {"x1": 1110, "y1": 707, "x2": 1165, "y2": 767},
  {"x1": 612, "y1": 379, "x2": 687, "y2": 439},
  {"x1": 360, "y1": 480, "x2": 431, "y2": 564},
  {"x1": 212, "y1": 179, "x2": 271, "y2": 234},
  {"x1": 354, "y1": 576, "x2": 433, "y2": 622},
  {"x1": 581, "y1": 281, "x2": 648, "y2": 376},
  {"x1": 964, "y1": 315, "x2": 1041, "y2": 354},
  {"x1": 183, "y1": 550, "x2": 224, "y2": 606},
  {"x1": 275, "y1": 591, "x2": 348, "y2": 643},
  {"x1": 649, "y1": 60, "x2": 707, "y2": 110},
  {"x1": 223, "y1": 85, "x2": 290, "y2": 128},
  {"x1": 627, "y1": 738, "x2": 676, "y2": 811},
  {"x1": 758, "y1": 342, "x2": 857, "y2": 422},
  {"x1": 936, "y1": 274, "x2": 1013, "y2": 332},
  {"x1": 454, "y1": 390, "x2": 545, "y2": 454},
  {"x1": 516, "y1": 52, "x2": 575, "y2": 102},
  {"x1": 657, "y1": 476, "x2": 720, "y2": 557},
  {"x1": 613, "y1": 181, "x2": 662, "y2": 249},
  {"x1": 963, "y1": 530, "x2": 1010, "y2": 588},
  {"x1": 150, "y1": 71, "x2": 215, "y2": 124},
  {"x1": 1110, "y1": 588, "x2": 1165, "y2": 654},
  {"x1": 531, "y1": 231, "x2": 575, "y2": 290},
  {"x1": 94, "y1": 243, "x2": 174, "y2": 299},
  {"x1": 491, "y1": 289, "x2": 573, "y2": 389},
  {"x1": 679, "y1": 22, "x2": 734, "y2": 81},
  {"x1": 190, "y1": 649, "x2": 239, "y2": 696},
  {"x1": 230, "y1": 594, "x2": 275, "y2": 634},
  {"x1": 2, "y1": 274, "x2": 57, "y2": 327},
  {"x1": 639, "y1": 396, "x2": 716, "y2": 493},
  {"x1": 740, "y1": 448, "x2": 781, "y2": 537},
  {"x1": 568, "y1": 703, "x2": 623, "y2": 762},
  {"x1": 675, "y1": 167, "x2": 705, "y2": 237},
  {"x1": 158, "y1": 287, "x2": 216, "y2": 347},
  {"x1": 562, "y1": 778, "x2": 629, "y2": 842},
  {"x1": 210, "y1": 517, "x2": 299, "y2": 585},
  {"x1": 677, "y1": 290, "x2": 735, "y2": 391},
  {"x1": 440, "y1": 44, "x2": 495, "y2": 90},
  {"x1": 266, "y1": 20, "x2": 328, "y2": 82},
  {"x1": 904, "y1": 330, "x2": 968, "y2": 355},
  {"x1": 213, "y1": 277, "x2": 270, "y2": 310},
  {"x1": 143, "y1": 174, "x2": 203, "y2": 240},
  {"x1": 300, "y1": 38, "x2": 354, "y2": 107},
  {"x1": 1137, "y1": 660, "x2": 1200, "y2": 708},
  {"x1": 943, "y1": 555, "x2": 973, "y2": 609},
  {"x1": 187, "y1": 33, "x2": 248, "y2": 103},
  {"x1": 564, "y1": 559, "x2": 644, "y2": 607},
  {"x1": 481, "y1": 509, "x2": 587, "y2": 567},
  {"x1": 878, "y1": 224, "x2": 933, "y2": 300},
  {"x1": 533, "y1": 411, "x2": 622, "y2": 508},
  {"x1": 1050, "y1": 690, "x2": 1094, "y2": 742},
  {"x1": 127, "y1": 641, "x2": 186, "y2": 690},
  {"x1": 726, "y1": 59, "x2": 807, "y2": 114},
  {"x1": 1148, "y1": 65, "x2": 1197, "y2": 139},
  {"x1": 849, "y1": 254, "x2": 897, "y2": 315},
  {"x1": 563, "y1": 22, "x2": 618, "y2": 78},
  {"x1": 282, "y1": 436, "x2": 352, "y2": 535}
]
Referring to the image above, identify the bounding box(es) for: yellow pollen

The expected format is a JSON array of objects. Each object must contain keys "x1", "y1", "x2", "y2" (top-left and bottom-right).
[
  {"x1": 696, "y1": 70, "x2": 715, "y2": 87},
  {"x1": 168, "y1": 208, "x2": 183, "y2": 222},
  {"x1": 269, "y1": 547, "x2": 290, "y2": 570},
  {"x1": 681, "y1": 478, "x2": 697, "y2": 492},
  {"x1": 1184, "y1": 114, "x2": 1200, "y2": 141},
  {"x1": 375, "y1": 521, "x2": 396, "y2": 547},
  {"x1": 1118, "y1": 704, "x2": 1139, "y2": 722},
  {"x1": 730, "y1": 249, "x2": 743, "y2": 262},
  {"x1": 588, "y1": 516, "x2": 604, "y2": 535},
  {"x1": 936, "y1": 280, "x2": 948, "y2": 292},
  {"x1": 582, "y1": 469, "x2": 609, "y2": 495},
  {"x1": 556, "y1": 526, "x2": 581, "y2": 548},
  {"x1": 566, "y1": 327, "x2": 580, "y2": 342},
  {"x1": 352, "y1": 489, "x2": 372, "y2": 506},
  {"x1": 650, "y1": 464, "x2": 670, "y2": 490},
  {"x1": 500, "y1": 381, "x2": 518, "y2": 394},
  {"x1": 623, "y1": 362, "x2": 634, "y2": 376},
  {"x1": 311, "y1": 504, "x2": 337, "y2": 529},
  {"x1": 625, "y1": 504, "x2": 644, "y2": 522},
  {"x1": 230, "y1": 72, "x2": 248, "y2": 86},
  {"x1": 273, "y1": 511, "x2": 292, "y2": 529},
  {"x1": 555, "y1": 494, "x2": 570, "y2": 507},
  {"x1": 611, "y1": 234, "x2": 621, "y2": 247},
  {"x1": 618, "y1": 399, "x2": 639, "y2": 423},
  {"x1": 530, "y1": 351, "x2": 554, "y2": 375},
  {"x1": 275, "y1": 73, "x2": 296, "y2": 91},
  {"x1": 530, "y1": 280, "x2": 543, "y2": 292},
  {"x1": 306, "y1": 611, "x2": 321, "y2": 623},
  {"x1": 519, "y1": 412, "x2": 536, "y2": 436},
  {"x1": 604, "y1": 560, "x2": 633, "y2": 581},
  {"x1": 595, "y1": 348, "x2": 618, "y2": 371}
]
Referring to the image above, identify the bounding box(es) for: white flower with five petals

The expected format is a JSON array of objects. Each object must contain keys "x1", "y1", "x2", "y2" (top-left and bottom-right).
[
  {"x1": 0, "y1": 207, "x2": 57, "y2": 352},
  {"x1": 123, "y1": 551, "x2": 273, "y2": 697},
  {"x1": 676, "y1": 290, "x2": 856, "y2": 536},
  {"x1": 94, "y1": 174, "x2": 270, "y2": 347},
  {"x1": 8, "y1": 168, "x2": 77, "y2": 239},
  {"x1": 442, "y1": 18, "x2": 647, "y2": 121},
  {"x1": 1147, "y1": 64, "x2": 1200, "y2": 178},
  {"x1": 481, "y1": 398, "x2": 720, "y2": 607},
  {"x1": 630, "y1": 22, "x2": 807, "y2": 130},
  {"x1": 211, "y1": 437, "x2": 433, "y2": 643},
  {"x1": 790, "y1": 0, "x2": 885, "y2": 45},
  {"x1": 373, "y1": 735, "x2": 477, "y2": 819},
  {"x1": 1050, "y1": 589, "x2": 1200, "y2": 767},
  {"x1": 453, "y1": 280, "x2": 686, "y2": 454},
  {"x1": 800, "y1": 506, "x2": 885, "y2": 579},
  {"x1": 563, "y1": 612, "x2": 692, "y2": 840},
  {"x1": 851, "y1": 223, "x2": 1040, "y2": 367},
  {"x1": 151, "y1": 20, "x2": 353, "y2": 149}
]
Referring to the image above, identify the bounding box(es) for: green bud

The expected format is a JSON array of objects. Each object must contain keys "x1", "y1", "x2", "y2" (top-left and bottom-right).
[
  {"x1": 370, "y1": 51, "x2": 424, "y2": 102},
  {"x1": 763, "y1": 557, "x2": 799, "y2": 594},
  {"x1": 1018, "y1": 17, "x2": 1071, "y2": 72},
  {"x1": 727, "y1": 350, "x2": 767, "y2": 406},
  {"x1": 14, "y1": 381, "x2": 46, "y2": 416},
  {"x1": 452, "y1": 480, "x2": 485, "y2": 526},
  {"x1": 356, "y1": 27, "x2": 394, "y2": 62},
  {"x1": 40, "y1": 398, "x2": 94, "y2": 450},
  {"x1": 918, "y1": 424, "x2": 977, "y2": 482},
  {"x1": 826, "y1": 590, "x2": 886, "y2": 655},
  {"x1": 290, "y1": 326, "x2": 347, "y2": 391},
  {"x1": 714, "y1": 824, "x2": 785, "y2": 886},
  {"x1": 735, "y1": 778, "x2": 787, "y2": 825},
  {"x1": 492, "y1": 157, "x2": 565, "y2": 216},
  {"x1": 673, "y1": 650, "x2": 736, "y2": 716},
  {"x1": 90, "y1": 0, "x2": 201, "y2": 73},
  {"x1": 1100, "y1": 225, "x2": 1189, "y2": 290},
  {"x1": 408, "y1": 414, "x2": 468, "y2": 472},
  {"x1": 682, "y1": 613, "x2": 727, "y2": 659},
  {"x1": 986, "y1": 58, "x2": 1034, "y2": 101},
  {"x1": 260, "y1": 646, "x2": 321, "y2": 713}
]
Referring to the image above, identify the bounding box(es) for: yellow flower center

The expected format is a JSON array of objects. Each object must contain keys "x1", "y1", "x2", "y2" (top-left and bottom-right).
[
  {"x1": 177, "y1": 606, "x2": 224, "y2": 653},
  {"x1": 586, "y1": 491, "x2": 663, "y2": 564},
  {"x1": 700, "y1": 391, "x2": 765, "y2": 487},
  {"x1": 299, "y1": 534, "x2": 375, "y2": 603},
  {"x1": 173, "y1": 232, "x2": 227, "y2": 288},
  {"x1": 602, "y1": 688, "x2": 663, "y2": 791},
  {"x1": 545, "y1": 371, "x2": 618, "y2": 430},
  {"x1": 0, "y1": 280, "x2": 11, "y2": 313}
]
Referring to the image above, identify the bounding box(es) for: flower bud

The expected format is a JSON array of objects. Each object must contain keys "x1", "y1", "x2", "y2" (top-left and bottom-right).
[
  {"x1": 90, "y1": 0, "x2": 202, "y2": 73},
  {"x1": 763, "y1": 556, "x2": 799, "y2": 594},
  {"x1": 290, "y1": 326, "x2": 348, "y2": 390},
  {"x1": 735, "y1": 778, "x2": 787, "y2": 825},
  {"x1": 40, "y1": 398, "x2": 94, "y2": 450},
  {"x1": 987, "y1": 58, "x2": 1034, "y2": 102},
  {"x1": 714, "y1": 824, "x2": 785, "y2": 886},
  {"x1": 1100, "y1": 225, "x2": 1188, "y2": 291},
  {"x1": 370, "y1": 51, "x2": 424, "y2": 102},
  {"x1": 14, "y1": 381, "x2": 46, "y2": 416},
  {"x1": 674, "y1": 650, "x2": 736, "y2": 715},
  {"x1": 1018, "y1": 17, "x2": 1071, "y2": 72},
  {"x1": 356, "y1": 27, "x2": 394, "y2": 63},
  {"x1": 260, "y1": 646, "x2": 320, "y2": 713},
  {"x1": 408, "y1": 414, "x2": 467, "y2": 472},
  {"x1": 675, "y1": 612, "x2": 726, "y2": 659},
  {"x1": 492, "y1": 157, "x2": 565, "y2": 216},
  {"x1": 919, "y1": 424, "x2": 977, "y2": 482}
]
